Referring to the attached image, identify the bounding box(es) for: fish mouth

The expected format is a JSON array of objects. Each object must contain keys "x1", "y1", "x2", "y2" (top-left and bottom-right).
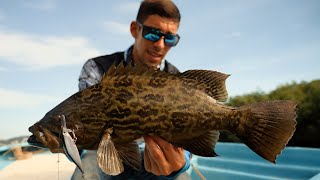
[
  {"x1": 28, "y1": 125, "x2": 62, "y2": 152},
  {"x1": 27, "y1": 134, "x2": 46, "y2": 148}
]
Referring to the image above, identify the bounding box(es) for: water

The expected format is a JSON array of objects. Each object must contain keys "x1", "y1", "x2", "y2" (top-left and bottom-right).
[{"x1": 0, "y1": 146, "x2": 15, "y2": 170}]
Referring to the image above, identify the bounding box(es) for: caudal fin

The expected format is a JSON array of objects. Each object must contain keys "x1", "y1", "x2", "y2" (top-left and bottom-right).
[{"x1": 236, "y1": 100, "x2": 298, "y2": 163}]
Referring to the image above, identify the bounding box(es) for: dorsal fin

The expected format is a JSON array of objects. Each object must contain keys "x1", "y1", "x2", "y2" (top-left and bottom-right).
[
  {"x1": 178, "y1": 70, "x2": 230, "y2": 102},
  {"x1": 102, "y1": 61, "x2": 136, "y2": 83},
  {"x1": 104, "y1": 61, "x2": 131, "y2": 77},
  {"x1": 101, "y1": 61, "x2": 171, "y2": 84},
  {"x1": 103, "y1": 61, "x2": 117, "y2": 77},
  {"x1": 101, "y1": 62, "x2": 229, "y2": 102}
]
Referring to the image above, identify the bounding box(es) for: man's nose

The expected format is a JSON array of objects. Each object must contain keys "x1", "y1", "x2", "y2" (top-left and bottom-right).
[{"x1": 153, "y1": 36, "x2": 165, "y2": 49}]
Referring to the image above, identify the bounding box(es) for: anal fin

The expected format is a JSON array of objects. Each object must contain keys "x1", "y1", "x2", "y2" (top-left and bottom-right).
[{"x1": 175, "y1": 130, "x2": 220, "y2": 157}]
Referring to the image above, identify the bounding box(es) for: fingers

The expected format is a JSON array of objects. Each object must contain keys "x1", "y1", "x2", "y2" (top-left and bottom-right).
[
  {"x1": 151, "y1": 136, "x2": 184, "y2": 160},
  {"x1": 143, "y1": 135, "x2": 186, "y2": 176},
  {"x1": 144, "y1": 145, "x2": 152, "y2": 171},
  {"x1": 144, "y1": 144, "x2": 162, "y2": 176},
  {"x1": 144, "y1": 135, "x2": 168, "y2": 175}
]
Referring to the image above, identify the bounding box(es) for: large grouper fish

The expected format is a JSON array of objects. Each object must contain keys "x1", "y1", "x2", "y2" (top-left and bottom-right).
[{"x1": 28, "y1": 63, "x2": 297, "y2": 176}]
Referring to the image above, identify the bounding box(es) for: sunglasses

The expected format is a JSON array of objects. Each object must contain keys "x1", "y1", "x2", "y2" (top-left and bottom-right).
[{"x1": 136, "y1": 21, "x2": 180, "y2": 47}]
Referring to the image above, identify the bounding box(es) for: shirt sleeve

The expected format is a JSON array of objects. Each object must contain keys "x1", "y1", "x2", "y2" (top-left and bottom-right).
[{"x1": 78, "y1": 59, "x2": 103, "y2": 90}]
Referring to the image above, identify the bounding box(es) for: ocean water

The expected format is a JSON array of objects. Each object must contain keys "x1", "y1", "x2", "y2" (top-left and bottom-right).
[
  {"x1": 0, "y1": 147, "x2": 14, "y2": 170},
  {"x1": 0, "y1": 143, "x2": 32, "y2": 170},
  {"x1": 189, "y1": 143, "x2": 320, "y2": 180},
  {"x1": 0, "y1": 159, "x2": 13, "y2": 170}
]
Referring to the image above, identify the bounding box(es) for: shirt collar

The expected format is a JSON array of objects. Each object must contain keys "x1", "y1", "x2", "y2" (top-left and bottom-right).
[{"x1": 124, "y1": 45, "x2": 165, "y2": 71}]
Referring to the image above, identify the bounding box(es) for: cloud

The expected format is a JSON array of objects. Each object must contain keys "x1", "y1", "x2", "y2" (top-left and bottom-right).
[
  {"x1": 102, "y1": 21, "x2": 130, "y2": 35},
  {"x1": 22, "y1": 0, "x2": 56, "y2": 11},
  {"x1": 0, "y1": 88, "x2": 60, "y2": 109},
  {"x1": 0, "y1": 30, "x2": 100, "y2": 70}
]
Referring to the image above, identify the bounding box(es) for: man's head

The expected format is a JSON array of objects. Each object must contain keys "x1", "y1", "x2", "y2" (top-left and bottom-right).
[{"x1": 130, "y1": 0, "x2": 181, "y2": 69}]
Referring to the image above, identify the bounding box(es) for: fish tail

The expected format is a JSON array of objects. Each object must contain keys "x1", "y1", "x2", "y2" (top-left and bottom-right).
[{"x1": 234, "y1": 100, "x2": 298, "y2": 163}]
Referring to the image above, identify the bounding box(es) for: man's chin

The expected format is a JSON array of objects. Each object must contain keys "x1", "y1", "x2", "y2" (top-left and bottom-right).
[{"x1": 145, "y1": 59, "x2": 162, "y2": 69}]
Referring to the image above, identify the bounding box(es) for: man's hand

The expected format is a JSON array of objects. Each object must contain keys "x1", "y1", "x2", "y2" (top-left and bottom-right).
[{"x1": 143, "y1": 135, "x2": 185, "y2": 176}]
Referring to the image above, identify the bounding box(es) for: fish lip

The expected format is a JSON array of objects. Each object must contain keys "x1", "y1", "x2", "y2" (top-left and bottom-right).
[
  {"x1": 27, "y1": 134, "x2": 46, "y2": 148},
  {"x1": 27, "y1": 125, "x2": 61, "y2": 149},
  {"x1": 27, "y1": 125, "x2": 43, "y2": 147}
]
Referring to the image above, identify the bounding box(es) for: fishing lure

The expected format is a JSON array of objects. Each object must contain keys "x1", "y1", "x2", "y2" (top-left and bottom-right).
[{"x1": 60, "y1": 115, "x2": 84, "y2": 175}]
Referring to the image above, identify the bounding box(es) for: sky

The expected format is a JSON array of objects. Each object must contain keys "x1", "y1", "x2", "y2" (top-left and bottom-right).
[{"x1": 0, "y1": 0, "x2": 319, "y2": 139}]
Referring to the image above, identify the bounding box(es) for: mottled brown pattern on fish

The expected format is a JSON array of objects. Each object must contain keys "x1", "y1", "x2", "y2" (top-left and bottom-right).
[
  {"x1": 43, "y1": 70, "x2": 226, "y2": 148},
  {"x1": 148, "y1": 76, "x2": 168, "y2": 88},
  {"x1": 28, "y1": 66, "x2": 298, "y2": 164},
  {"x1": 143, "y1": 94, "x2": 164, "y2": 103},
  {"x1": 72, "y1": 72, "x2": 229, "y2": 145}
]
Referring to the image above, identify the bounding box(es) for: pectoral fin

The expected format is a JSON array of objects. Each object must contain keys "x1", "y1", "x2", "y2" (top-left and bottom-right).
[
  {"x1": 97, "y1": 129, "x2": 124, "y2": 176},
  {"x1": 97, "y1": 128, "x2": 142, "y2": 175}
]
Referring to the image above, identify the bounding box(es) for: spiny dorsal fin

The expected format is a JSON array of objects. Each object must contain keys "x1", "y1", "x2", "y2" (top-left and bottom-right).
[
  {"x1": 178, "y1": 70, "x2": 230, "y2": 102},
  {"x1": 104, "y1": 61, "x2": 132, "y2": 77},
  {"x1": 174, "y1": 130, "x2": 220, "y2": 157},
  {"x1": 101, "y1": 61, "x2": 172, "y2": 84}
]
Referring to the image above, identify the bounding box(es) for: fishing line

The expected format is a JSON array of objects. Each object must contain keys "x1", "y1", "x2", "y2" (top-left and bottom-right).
[
  {"x1": 191, "y1": 163, "x2": 206, "y2": 180},
  {"x1": 57, "y1": 115, "x2": 63, "y2": 180}
]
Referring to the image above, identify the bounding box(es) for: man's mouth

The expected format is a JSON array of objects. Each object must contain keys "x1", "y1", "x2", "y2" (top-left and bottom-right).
[{"x1": 147, "y1": 50, "x2": 162, "y2": 59}]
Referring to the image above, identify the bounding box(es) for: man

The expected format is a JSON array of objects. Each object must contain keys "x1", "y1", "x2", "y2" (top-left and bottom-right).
[{"x1": 72, "y1": 0, "x2": 191, "y2": 179}]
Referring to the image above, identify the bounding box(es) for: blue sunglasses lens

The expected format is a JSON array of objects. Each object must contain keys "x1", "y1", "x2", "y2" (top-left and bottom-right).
[
  {"x1": 140, "y1": 23, "x2": 180, "y2": 47},
  {"x1": 144, "y1": 32, "x2": 161, "y2": 42},
  {"x1": 164, "y1": 34, "x2": 179, "y2": 46}
]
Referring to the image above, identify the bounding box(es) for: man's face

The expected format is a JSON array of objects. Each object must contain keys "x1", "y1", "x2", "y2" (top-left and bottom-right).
[{"x1": 131, "y1": 15, "x2": 179, "y2": 68}]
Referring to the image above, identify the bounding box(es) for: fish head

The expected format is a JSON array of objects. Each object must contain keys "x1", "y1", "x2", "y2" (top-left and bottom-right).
[{"x1": 28, "y1": 107, "x2": 85, "y2": 152}]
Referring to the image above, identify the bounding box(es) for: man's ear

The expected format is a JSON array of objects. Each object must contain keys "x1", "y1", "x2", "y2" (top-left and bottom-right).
[{"x1": 130, "y1": 21, "x2": 138, "y2": 38}]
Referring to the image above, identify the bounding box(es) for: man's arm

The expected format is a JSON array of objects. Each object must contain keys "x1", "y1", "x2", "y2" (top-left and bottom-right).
[{"x1": 78, "y1": 59, "x2": 103, "y2": 90}]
